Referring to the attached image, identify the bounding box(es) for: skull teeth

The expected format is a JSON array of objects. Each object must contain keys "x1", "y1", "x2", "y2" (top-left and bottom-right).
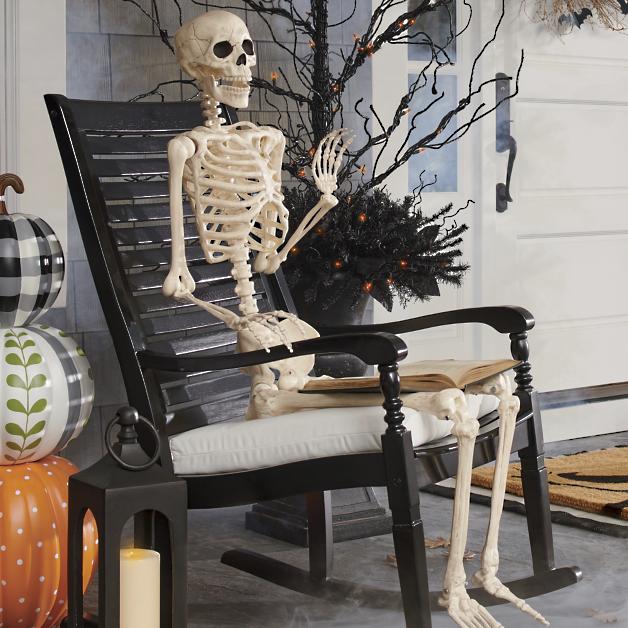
[{"x1": 217, "y1": 76, "x2": 250, "y2": 88}]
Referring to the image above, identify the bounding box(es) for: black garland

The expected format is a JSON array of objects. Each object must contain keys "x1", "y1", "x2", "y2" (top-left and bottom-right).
[{"x1": 283, "y1": 186, "x2": 469, "y2": 311}]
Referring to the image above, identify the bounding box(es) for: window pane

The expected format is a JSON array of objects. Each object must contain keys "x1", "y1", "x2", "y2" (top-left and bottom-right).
[
  {"x1": 408, "y1": 0, "x2": 457, "y2": 63},
  {"x1": 408, "y1": 74, "x2": 457, "y2": 193}
]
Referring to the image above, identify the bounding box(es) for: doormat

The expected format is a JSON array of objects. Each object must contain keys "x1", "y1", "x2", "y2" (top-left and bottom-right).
[
  {"x1": 424, "y1": 446, "x2": 628, "y2": 538},
  {"x1": 471, "y1": 446, "x2": 628, "y2": 521}
]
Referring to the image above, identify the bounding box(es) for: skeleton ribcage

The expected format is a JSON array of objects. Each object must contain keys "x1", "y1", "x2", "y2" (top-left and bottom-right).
[{"x1": 183, "y1": 133, "x2": 288, "y2": 264}]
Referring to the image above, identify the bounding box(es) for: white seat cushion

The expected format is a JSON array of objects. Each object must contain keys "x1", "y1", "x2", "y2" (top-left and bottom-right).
[{"x1": 170, "y1": 394, "x2": 499, "y2": 476}]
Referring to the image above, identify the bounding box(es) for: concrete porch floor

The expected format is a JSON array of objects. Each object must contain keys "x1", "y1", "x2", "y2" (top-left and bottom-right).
[{"x1": 185, "y1": 432, "x2": 627, "y2": 627}]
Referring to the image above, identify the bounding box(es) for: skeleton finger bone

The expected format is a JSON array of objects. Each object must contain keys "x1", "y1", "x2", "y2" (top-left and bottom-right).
[
  {"x1": 322, "y1": 129, "x2": 344, "y2": 176},
  {"x1": 327, "y1": 129, "x2": 353, "y2": 171},
  {"x1": 331, "y1": 133, "x2": 354, "y2": 178}
]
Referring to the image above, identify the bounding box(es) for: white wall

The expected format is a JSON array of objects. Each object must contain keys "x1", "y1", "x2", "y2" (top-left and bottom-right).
[{"x1": 1, "y1": 0, "x2": 67, "y2": 304}]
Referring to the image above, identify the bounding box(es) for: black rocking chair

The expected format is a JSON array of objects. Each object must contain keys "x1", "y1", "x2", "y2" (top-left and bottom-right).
[{"x1": 46, "y1": 94, "x2": 580, "y2": 627}]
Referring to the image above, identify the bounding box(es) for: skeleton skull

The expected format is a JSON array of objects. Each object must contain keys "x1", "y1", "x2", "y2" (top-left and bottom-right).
[{"x1": 175, "y1": 10, "x2": 256, "y2": 109}]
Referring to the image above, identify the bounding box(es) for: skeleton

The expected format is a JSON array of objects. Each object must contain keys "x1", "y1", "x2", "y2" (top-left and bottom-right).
[{"x1": 165, "y1": 10, "x2": 548, "y2": 627}]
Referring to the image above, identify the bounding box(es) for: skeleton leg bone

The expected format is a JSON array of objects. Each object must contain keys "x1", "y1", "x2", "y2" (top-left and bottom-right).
[
  {"x1": 438, "y1": 389, "x2": 503, "y2": 628},
  {"x1": 467, "y1": 376, "x2": 549, "y2": 625}
]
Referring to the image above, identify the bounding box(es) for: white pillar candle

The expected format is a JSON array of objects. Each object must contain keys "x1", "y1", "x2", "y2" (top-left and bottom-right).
[{"x1": 120, "y1": 548, "x2": 160, "y2": 628}]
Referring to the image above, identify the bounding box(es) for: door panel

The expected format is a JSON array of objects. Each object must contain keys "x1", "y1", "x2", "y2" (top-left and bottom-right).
[{"x1": 484, "y1": 5, "x2": 628, "y2": 439}]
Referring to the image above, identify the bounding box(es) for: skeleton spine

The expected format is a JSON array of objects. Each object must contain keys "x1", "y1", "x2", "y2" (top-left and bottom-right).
[
  {"x1": 230, "y1": 247, "x2": 259, "y2": 316},
  {"x1": 201, "y1": 93, "x2": 225, "y2": 128}
]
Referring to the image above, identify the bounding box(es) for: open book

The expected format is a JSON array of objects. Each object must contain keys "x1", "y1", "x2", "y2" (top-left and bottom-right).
[{"x1": 301, "y1": 359, "x2": 520, "y2": 394}]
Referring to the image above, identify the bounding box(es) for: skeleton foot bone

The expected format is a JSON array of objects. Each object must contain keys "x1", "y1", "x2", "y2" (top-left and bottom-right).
[{"x1": 440, "y1": 587, "x2": 503, "y2": 628}]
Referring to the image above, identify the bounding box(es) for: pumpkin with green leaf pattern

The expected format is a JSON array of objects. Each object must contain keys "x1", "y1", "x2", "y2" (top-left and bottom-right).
[{"x1": 1, "y1": 324, "x2": 94, "y2": 464}]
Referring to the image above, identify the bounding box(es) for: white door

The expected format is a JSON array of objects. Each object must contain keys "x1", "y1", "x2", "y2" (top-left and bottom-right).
[
  {"x1": 482, "y1": 4, "x2": 628, "y2": 441},
  {"x1": 372, "y1": 1, "x2": 628, "y2": 442},
  {"x1": 371, "y1": 0, "x2": 486, "y2": 362}
]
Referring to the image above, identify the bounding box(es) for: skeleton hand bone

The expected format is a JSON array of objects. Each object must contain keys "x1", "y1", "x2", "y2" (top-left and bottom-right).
[{"x1": 312, "y1": 128, "x2": 354, "y2": 205}]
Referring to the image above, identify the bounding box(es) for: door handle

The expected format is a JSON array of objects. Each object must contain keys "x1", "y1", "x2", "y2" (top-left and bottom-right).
[{"x1": 495, "y1": 72, "x2": 517, "y2": 213}]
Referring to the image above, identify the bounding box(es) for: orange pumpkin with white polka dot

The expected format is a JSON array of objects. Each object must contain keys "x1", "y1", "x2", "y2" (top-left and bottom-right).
[{"x1": 0, "y1": 455, "x2": 97, "y2": 627}]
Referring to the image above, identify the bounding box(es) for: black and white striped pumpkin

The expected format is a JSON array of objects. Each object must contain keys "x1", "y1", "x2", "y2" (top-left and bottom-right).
[{"x1": 0, "y1": 174, "x2": 65, "y2": 327}]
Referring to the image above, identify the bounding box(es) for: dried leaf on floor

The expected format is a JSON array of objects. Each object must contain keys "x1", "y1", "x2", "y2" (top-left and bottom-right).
[
  {"x1": 444, "y1": 548, "x2": 477, "y2": 561},
  {"x1": 585, "y1": 609, "x2": 619, "y2": 624},
  {"x1": 386, "y1": 537, "x2": 455, "y2": 568},
  {"x1": 424, "y1": 537, "x2": 450, "y2": 549}
]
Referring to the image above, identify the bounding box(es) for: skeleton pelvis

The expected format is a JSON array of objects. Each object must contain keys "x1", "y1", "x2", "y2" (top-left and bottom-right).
[{"x1": 237, "y1": 316, "x2": 319, "y2": 391}]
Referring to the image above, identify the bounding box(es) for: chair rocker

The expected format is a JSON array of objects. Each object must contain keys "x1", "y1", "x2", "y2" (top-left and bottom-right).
[{"x1": 46, "y1": 94, "x2": 581, "y2": 627}]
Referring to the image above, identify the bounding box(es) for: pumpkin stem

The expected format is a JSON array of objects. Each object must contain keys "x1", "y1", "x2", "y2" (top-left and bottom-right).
[{"x1": 0, "y1": 173, "x2": 25, "y2": 215}]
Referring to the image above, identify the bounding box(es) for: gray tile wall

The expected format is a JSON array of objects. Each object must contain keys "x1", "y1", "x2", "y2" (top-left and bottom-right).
[{"x1": 59, "y1": 0, "x2": 373, "y2": 467}]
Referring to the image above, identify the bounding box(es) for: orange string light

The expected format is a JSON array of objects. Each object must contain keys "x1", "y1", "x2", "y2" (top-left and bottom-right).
[
  {"x1": 333, "y1": 259, "x2": 343, "y2": 270},
  {"x1": 290, "y1": 246, "x2": 300, "y2": 255},
  {"x1": 358, "y1": 212, "x2": 367, "y2": 223},
  {"x1": 399, "y1": 259, "x2": 409, "y2": 269},
  {"x1": 270, "y1": 71, "x2": 278, "y2": 84},
  {"x1": 363, "y1": 281, "x2": 373, "y2": 293}
]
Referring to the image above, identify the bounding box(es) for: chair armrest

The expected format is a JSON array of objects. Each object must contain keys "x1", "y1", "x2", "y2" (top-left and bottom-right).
[
  {"x1": 137, "y1": 331, "x2": 408, "y2": 373},
  {"x1": 316, "y1": 306, "x2": 534, "y2": 336}
]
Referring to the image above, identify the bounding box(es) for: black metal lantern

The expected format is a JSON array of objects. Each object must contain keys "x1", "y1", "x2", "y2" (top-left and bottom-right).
[{"x1": 66, "y1": 407, "x2": 187, "y2": 627}]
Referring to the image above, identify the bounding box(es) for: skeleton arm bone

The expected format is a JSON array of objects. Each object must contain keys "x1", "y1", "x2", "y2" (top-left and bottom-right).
[
  {"x1": 254, "y1": 129, "x2": 353, "y2": 274},
  {"x1": 163, "y1": 135, "x2": 197, "y2": 299},
  {"x1": 256, "y1": 195, "x2": 338, "y2": 274},
  {"x1": 162, "y1": 134, "x2": 242, "y2": 329}
]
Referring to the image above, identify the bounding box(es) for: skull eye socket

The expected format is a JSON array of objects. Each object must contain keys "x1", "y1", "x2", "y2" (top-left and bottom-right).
[
  {"x1": 242, "y1": 39, "x2": 254, "y2": 55},
  {"x1": 213, "y1": 41, "x2": 234, "y2": 58}
]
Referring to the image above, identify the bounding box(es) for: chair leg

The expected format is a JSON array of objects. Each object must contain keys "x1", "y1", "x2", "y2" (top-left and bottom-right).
[
  {"x1": 306, "y1": 491, "x2": 333, "y2": 583},
  {"x1": 391, "y1": 505, "x2": 432, "y2": 628},
  {"x1": 518, "y1": 391, "x2": 555, "y2": 573},
  {"x1": 510, "y1": 333, "x2": 556, "y2": 574},
  {"x1": 380, "y1": 363, "x2": 432, "y2": 628}
]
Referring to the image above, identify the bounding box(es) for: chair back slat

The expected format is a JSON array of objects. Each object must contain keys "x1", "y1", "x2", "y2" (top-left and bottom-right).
[
  {"x1": 112, "y1": 223, "x2": 198, "y2": 247},
  {"x1": 107, "y1": 202, "x2": 193, "y2": 223},
  {"x1": 92, "y1": 157, "x2": 170, "y2": 178},
  {"x1": 118, "y1": 245, "x2": 206, "y2": 270},
  {"x1": 126, "y1": 263, "x2": 230, "y2": 293},
  {"x1": 88, "y1": 135, "x2": 174, "y2": 155},
  {"x1": 45, "y1": 95, "x2": 295, "y2": 444},
  {"x1": 101, "y1": 180, "x2": 169, "y2": 201}
]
